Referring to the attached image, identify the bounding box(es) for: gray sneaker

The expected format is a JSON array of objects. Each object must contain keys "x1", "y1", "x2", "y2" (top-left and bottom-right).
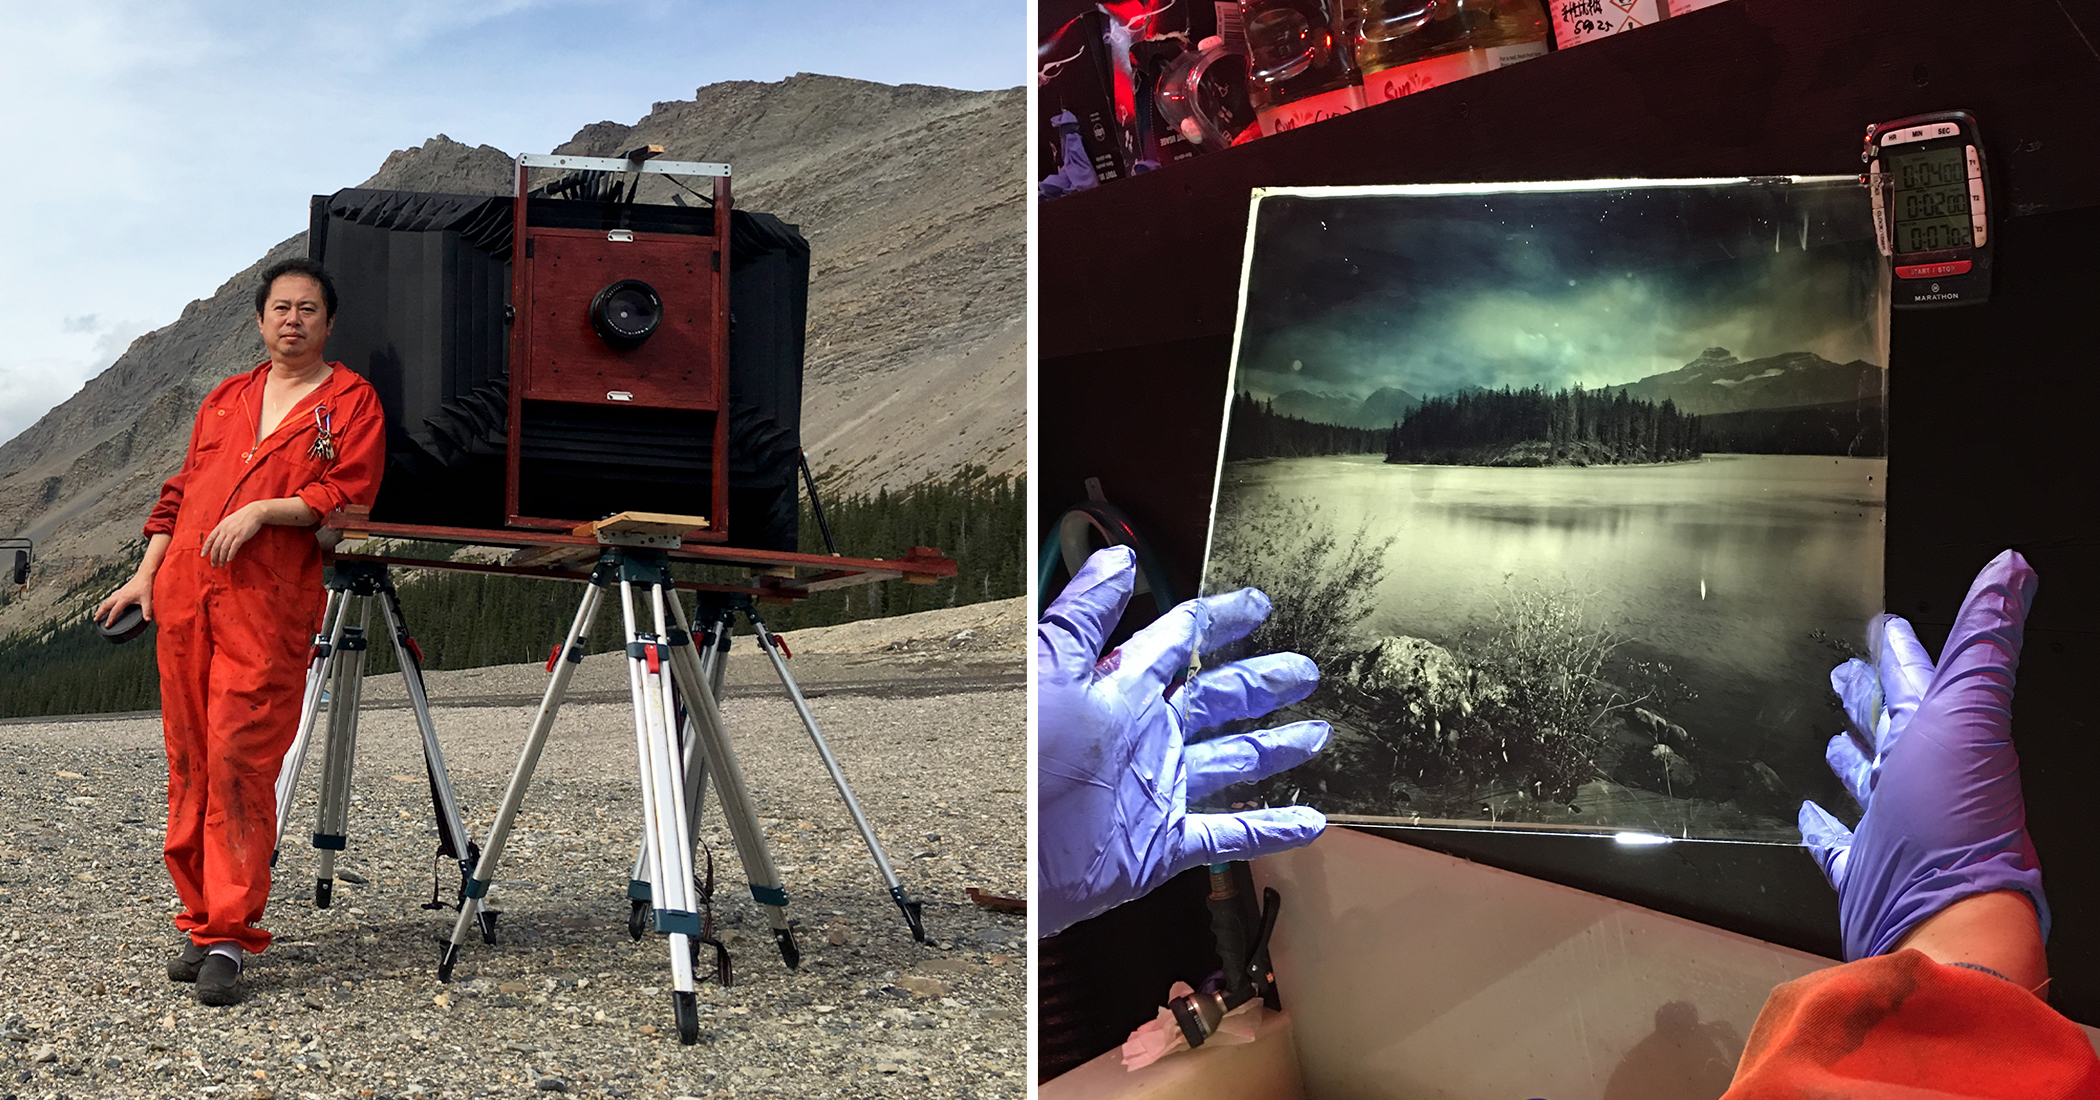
[
  {"x1": 195, "y1": 952, "x2": 242, "y2": 1006},
  {"x1": 167, "y1": 940, "x2": 207, "y2": 983}
]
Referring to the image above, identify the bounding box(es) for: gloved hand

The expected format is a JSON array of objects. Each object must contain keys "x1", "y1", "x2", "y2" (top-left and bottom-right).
[
  {"x1": 1038, "y1": 546, "x2": 1331, "y2": 937},
  {"x1": 1799, "y1": 549, "x2": 2047, "y2": 961}
]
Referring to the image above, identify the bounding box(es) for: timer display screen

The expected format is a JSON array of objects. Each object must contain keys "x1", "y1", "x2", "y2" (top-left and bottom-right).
[{"x1": 1887, "y1": 145, "x2": 1973, "y2": 253}]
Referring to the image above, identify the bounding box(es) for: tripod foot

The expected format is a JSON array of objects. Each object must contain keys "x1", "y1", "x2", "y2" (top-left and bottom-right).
[
  {"x1": 628, "y1": 900, "x2": 649, "y2": 942},
  {"x1": 477, "y1": 909, "x2": 500, "y2": 945},
  {"x1": 891, "y1": 886, "x2": 928, "y2": 944},
  {"x1": 673, "y1": 990, "x2": 700, "y2": 1045},
  {"x1": 773, "y1": 926, "x2": 801, "y2": 970},
  {"x1": 315, "y1": 878, "x2": 334, "y2": 909},
  {"x1": 437, "y1": 941, "x2": 460, "y2": 983}
]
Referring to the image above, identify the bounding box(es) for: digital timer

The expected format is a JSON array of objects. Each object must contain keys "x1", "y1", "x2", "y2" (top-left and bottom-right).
[{"x1": 1864, "y1": 111, "x2": 1991, "y2": 308}]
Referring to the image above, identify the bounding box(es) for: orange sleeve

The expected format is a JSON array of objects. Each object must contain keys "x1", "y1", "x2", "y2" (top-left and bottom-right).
[
  {"x1": 144, "y1": 383, "x2": 223, "y2": 538},
  {"x1": 293, "y1": 382, "x2": 385, "y2": 523},
  {"x1": 1725, "y1": 949, "x2": 2100, "y2": 1100}
]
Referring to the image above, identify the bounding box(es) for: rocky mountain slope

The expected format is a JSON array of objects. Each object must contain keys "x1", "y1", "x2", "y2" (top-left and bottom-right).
[
  {"x1": 1269, "y1": 385, "x2": 1420, "y2": 430},
  {"x1": 0, "y1": 74, "x2": 1021, "y2": 639},
  {"x1": 1610, "y1": 348, "x2": 1885, "y2": 416}
]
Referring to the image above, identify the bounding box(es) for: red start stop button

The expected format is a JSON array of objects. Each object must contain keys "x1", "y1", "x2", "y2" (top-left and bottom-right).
[{"x1": 1896, "y1": 260, "x2": 1973, "y2": 279}]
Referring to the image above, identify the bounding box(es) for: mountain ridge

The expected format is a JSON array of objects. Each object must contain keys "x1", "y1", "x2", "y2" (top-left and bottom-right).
[
  {"x1": 0, "y1": 73, "x2": 1021, "y2": 640},
  {"x1": 1249, "y1": 347, "x2": 1883, "y2": 430}
]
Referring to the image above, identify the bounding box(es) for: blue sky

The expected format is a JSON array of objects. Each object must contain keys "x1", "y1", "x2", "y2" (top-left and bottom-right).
[{"x1": 0, "y1": 0, "x2": 1025, "y2": 447}]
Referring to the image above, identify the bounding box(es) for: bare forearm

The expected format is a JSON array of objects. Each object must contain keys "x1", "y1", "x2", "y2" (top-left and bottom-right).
[
  {"x1": 1893, "y1": 890, "x2": 2049, "y2": 994},
  {"x1": 247, "y1": 497, "x2": 317, "y2": 527},
  {"x1": 135, "y1": 533, "x2": 173, "y2": 579}
]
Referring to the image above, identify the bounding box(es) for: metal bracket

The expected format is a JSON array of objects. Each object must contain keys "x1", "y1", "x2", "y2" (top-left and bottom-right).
[
  {"x1": 653, "y1": 908, "x2": 703, "y2": 936},
  {"x1": 518, "y1": 153, "x2": 730, "y2": 178},
  {"x1": 595, "y1": 528, "x2": 682, "y2": 550}
]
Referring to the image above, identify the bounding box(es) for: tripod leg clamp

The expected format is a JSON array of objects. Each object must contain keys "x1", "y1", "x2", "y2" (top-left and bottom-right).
[
  {"x1": 627, "y1": 879, "x2": 653, "y2": 902},
  {"x1": 463, "y1": 877, "x2": 492, "y2": 900},
  {"x1": 653, "y1": 909, "x2": 702, "y2": 936},
  {"x1": 750, "y1": 884, "x2": 789, "y2": 907},
  {"x1": 312, "y1": 833, "x2": 347, "y2": 851}
]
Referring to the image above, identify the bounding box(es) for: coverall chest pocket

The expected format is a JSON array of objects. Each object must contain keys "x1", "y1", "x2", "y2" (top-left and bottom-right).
[
  {"x1": 284, "y1": 448, "x2": 331, "y2": 491},
  {"x1": 194, "y1": 406, "x2": 236, "y2": 455}
]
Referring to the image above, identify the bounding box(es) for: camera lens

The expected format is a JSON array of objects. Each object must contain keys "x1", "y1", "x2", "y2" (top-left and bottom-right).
[{"x1": 590, "y1": 279, "x2": 662, "y2": 349}]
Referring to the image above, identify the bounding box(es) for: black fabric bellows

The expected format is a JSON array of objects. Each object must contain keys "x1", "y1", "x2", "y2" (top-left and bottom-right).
[{"x1": 308, "y1": 188, "x2": 809, "y2": 551}]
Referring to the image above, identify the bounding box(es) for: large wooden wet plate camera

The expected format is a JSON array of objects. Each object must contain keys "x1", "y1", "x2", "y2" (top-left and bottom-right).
[
  {"x1": 507, "y1": 154, "x2": 727, "y2": 537},
  {"x1": 311, "y1": 152, "x2": 809, "y2": 552}
]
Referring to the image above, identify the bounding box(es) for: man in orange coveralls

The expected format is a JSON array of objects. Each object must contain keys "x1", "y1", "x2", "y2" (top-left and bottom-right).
[
  {"x1": 1041, "y1": 547, "x2": 2100, "y2": 1098},
  {"x1": 96, "y1": 257, "x2": 384, "y2": 1006}
]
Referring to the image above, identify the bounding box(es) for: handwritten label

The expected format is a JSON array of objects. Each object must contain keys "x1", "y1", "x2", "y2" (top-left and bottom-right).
[
  {"x1": 1256, "y1": 84, "x2": 1368, "y2": 137},
  {"x1": 1363, "y1": 42, "x2": 1548, "y2": 104},
  {"x1": 1551, "y1": 0, "x2": 1661, "y2": 46}
]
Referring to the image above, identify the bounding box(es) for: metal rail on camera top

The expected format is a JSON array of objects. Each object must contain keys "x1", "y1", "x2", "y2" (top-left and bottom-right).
[{"x1": 517, "y1": 152, "x2": 731, "y2": 178}]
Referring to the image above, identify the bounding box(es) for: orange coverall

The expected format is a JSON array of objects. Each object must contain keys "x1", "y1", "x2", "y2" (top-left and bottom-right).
[
  {"x1": 144, "y1": 360, "x2": 384, "y2": 954},
  {"x1": 1725, "y1": 949, "x2": 2100, "y2": 1099}
]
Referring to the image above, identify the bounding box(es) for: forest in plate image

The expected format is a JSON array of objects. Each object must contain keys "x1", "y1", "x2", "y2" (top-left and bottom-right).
[{"x1": 1202, "y1": 180, "x2": 1889, "y2": 840}]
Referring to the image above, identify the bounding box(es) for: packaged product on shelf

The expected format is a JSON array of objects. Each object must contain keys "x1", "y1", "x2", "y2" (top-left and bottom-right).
[
  {"x1": 1105, "y1": 0, "x2": 1223, "y2": 167},
  {"x1": 1040, "y1": 10, "x2": 1131, "y2": 191},
  {"x1": 1358, "y1": 0, "x2": 1551, "y2": 104},
  {"x1": 1242, "y1": 0, "x2": 1367, "y2": 136},
  {"x1": 1155, "y1": 34, "x2": 1261, "y2": 151},
  {"x1": 1546, "y1": 0, "x2": 1662, "y2": 47}
]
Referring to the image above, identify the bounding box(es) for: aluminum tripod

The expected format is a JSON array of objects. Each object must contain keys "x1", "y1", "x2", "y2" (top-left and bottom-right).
[
  {"x1": 437, "y1": 547, "x2": 806, "y2": 1045},
  {"x1": 626, "y1": 594, "x2": 926, "y2": 944},
  {"x1": 273, "y1": 561, "x2": 477, "y2": 910}
]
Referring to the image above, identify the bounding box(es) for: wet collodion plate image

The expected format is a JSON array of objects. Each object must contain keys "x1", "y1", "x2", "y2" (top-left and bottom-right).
[{"x1": 1201, "y1": 178, "x2": 1889, "y2": 841}]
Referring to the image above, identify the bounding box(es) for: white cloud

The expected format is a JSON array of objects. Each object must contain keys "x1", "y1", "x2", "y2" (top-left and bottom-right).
[{"x1": 0, "y1": 359, "x2": 89, "y2": 449}]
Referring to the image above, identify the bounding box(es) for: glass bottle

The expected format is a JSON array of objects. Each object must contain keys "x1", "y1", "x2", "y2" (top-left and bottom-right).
[
  {"x1": 1240, "y1": 0, "x2": 1366, "y2": 137},
  {"x1": 1356, "y1": 0, "x2": 1550, "y2": 106}
]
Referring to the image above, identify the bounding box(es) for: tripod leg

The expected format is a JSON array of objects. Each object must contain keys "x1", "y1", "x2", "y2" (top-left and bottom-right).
[
  {"x1": 276, "y1": 588, "x2": 349, "y2": 856},
  {"x1": 440, "y1": 576, "x2": 605, "y2": 981},
  {"x1": 746, "y1": 610, "x2": 926, "y2": 944},
  {"x1": 706, "y1": 604, "x2": 730, "y2": 700},
  {"x1": 622, "y1": 706, "x2": 711, "y2": 940},
  {"x1": 377, "y1": 586, "x2": 475, "y2": 901},
  {"x1": 312, "y1": 598, "x2": 372, "y2": 908},
  {"x1": 666, "y1": 597, "x2": 799, "y2": 970},
  {"x1": 691, "y1": 605, "x2": 721, "y2": 694},
  {"x1": 624, "y1": 611, "x2": 714, "y2": 931},
  {"x1": 621, "y1": 571, "x2": 701, "y2": 1044}
]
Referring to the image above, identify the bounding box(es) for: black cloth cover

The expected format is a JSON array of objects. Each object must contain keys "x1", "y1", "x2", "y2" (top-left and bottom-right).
[{"x1": 309, "y1": 188, "x2": 807, "y2": 550}]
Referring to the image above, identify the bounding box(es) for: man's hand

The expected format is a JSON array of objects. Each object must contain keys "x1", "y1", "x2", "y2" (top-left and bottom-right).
[
  {"x1": 95, "y1": 573, "x2": 155, "y2": 626},
  {"x1": 201, "y1": 503, "x2": 268, "y2": 567},
  {"x1": 1037, "y1": 546, "x2": 1331, "y2": 937},
  {"x1": 1798, "y1": 549, "x2": 2046, "y2": 962}
]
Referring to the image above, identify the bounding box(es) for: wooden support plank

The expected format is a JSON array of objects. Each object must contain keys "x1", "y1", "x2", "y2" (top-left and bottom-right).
[
  {"x1": 570, "y1": 511, "x2": 712, "y2": 538},
  {"x1": 508, "y1": 544, "x2": 600, "y2": 569}
]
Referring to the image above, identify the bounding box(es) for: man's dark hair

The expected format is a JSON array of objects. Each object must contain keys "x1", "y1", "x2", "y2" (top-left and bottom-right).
[{"x1": 254, "y1": 258, "x2": 339, "y2": 320}]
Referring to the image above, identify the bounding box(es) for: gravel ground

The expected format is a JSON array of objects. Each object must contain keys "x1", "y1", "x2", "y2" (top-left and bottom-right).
[{"x1": 0, "y1": 600, "x2": 1026, "y2": 1099}]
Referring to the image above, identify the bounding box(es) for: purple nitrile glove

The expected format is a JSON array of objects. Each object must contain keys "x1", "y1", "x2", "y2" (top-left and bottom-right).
[
  {"x1": 1798, "y1": 549, "x2": 2048, "y2": 961},
  {"x1": 1037, "y1": 546, "x2": 1330, "y2": 937}
]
